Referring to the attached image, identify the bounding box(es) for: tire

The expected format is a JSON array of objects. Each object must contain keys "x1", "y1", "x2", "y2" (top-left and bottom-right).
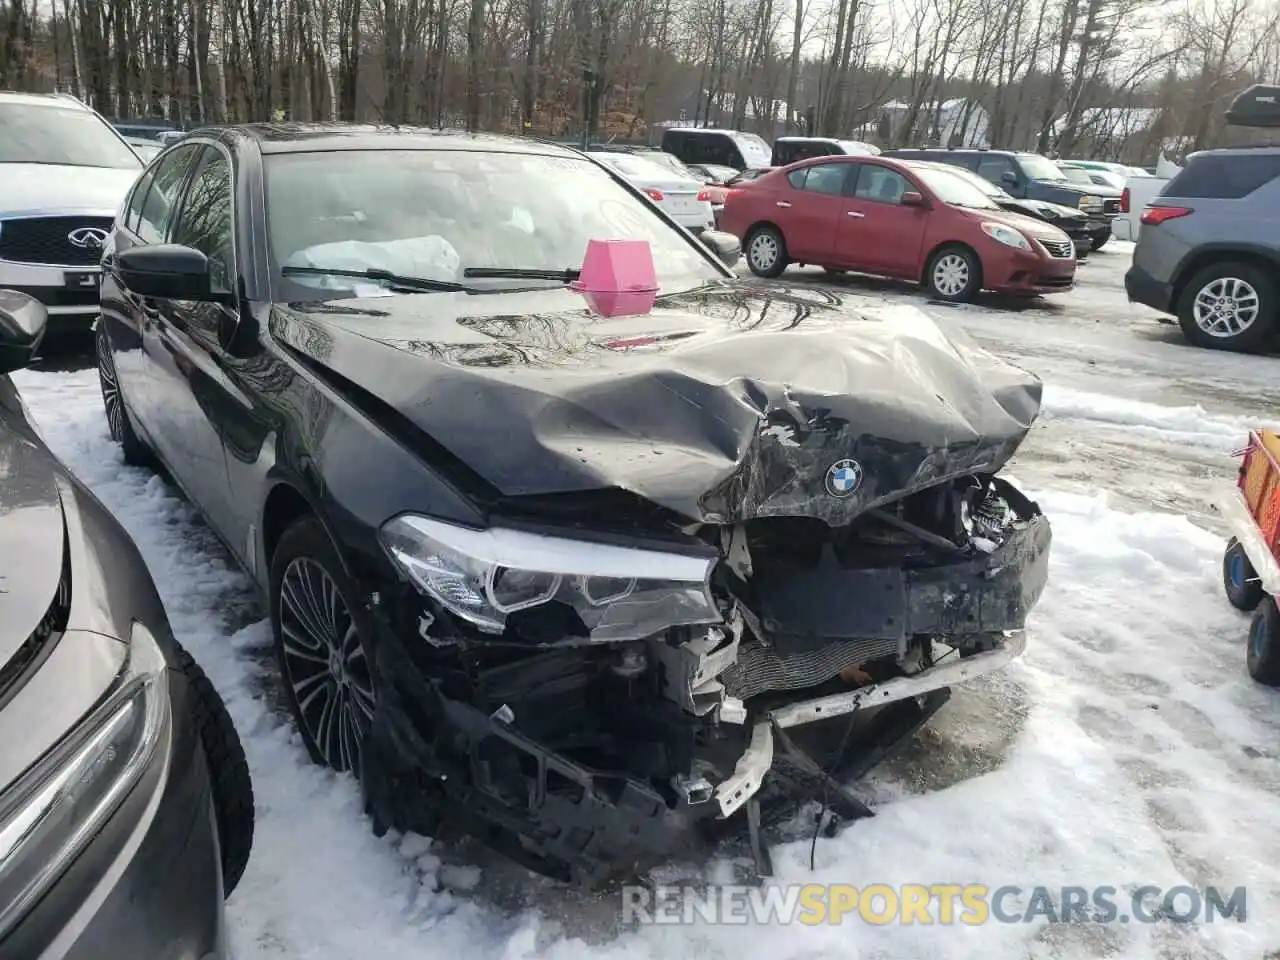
[
  {"x1": 745, "y1": 225, "x2": 788, "y2": 278},
  {"x1": 1089, "y1": 230, "x2": 1110, "y2": 252},
  {"x1": 1176, "y1": 261, "x2": 1277, "y2": 353},
  {"x1": 173, "y1": 643, "x2": 255, "y2": 898},
  {"x1": 1246, "y1": 599, "x2": 1280, "y2": 687},
  {"x1": 269, "y1": 516, "x2": 377, "y2": 777},
  {"x1": 95, "y1": 319, "x2": 152, "y2": 467},
  {"x1": 925, "y1": 244, "x2": 982, "y2": 303},
  {"x1": 1223, "y1": 537, "x2": 1264, "y2": 611}
]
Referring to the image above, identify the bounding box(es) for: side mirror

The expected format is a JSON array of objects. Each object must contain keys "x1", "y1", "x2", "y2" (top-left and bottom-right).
[
  {"x1": 900, "y1": 191, "x2": 925, "y2": 207},
  {"x1": 117, "y1": 244, "x2": 216, "y2": 301},
  {"x1": 0, "y1": 290, "x2": 48, "y2": 375},
  {"x1": 1001, "y1": 170, "x2": 1018, "y2": 186},
  {"x1": 699, "y1": 229, "x2": 742, "y2": 268}
]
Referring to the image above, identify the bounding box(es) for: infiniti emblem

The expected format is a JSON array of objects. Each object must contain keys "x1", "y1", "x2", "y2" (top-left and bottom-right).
[{"x1": 67, "y1": 226, "x2": 109, "y2": 249}]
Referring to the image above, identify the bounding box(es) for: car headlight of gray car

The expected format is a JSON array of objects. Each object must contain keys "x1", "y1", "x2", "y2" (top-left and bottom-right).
[
  {"x1": 0, "y1": 621, "x2": 171, "y2": 938},
  {"x1": 380, "y1": 514, "x2": 720, "y2": 642}
]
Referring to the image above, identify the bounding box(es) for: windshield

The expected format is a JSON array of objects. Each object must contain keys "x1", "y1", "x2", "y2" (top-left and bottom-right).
[
  {"x1": 734, "y1": 132, "x2": 772, "y2": 166},
  {"x1": 591, "y1": 152, "x2": 693, "y2": 182},
  {"x1": 263, "y1": 150, "x2": 723, "y2": 301},
  {"x1": 911, "y1": 165, "x2": 1000, "y2": 209},
  {"x1": 1018, "y1": 155, "x2": 1067, "y2": 181},
  {"x1": 638, "y1": 152, "x2": 697, "y2": 179},
  {"x1": 1058, "y1": 165, "x2": 1095, "y2": 185},
  {"x1": 0, "y1": 102, "x2": 143, "y2": 168}
]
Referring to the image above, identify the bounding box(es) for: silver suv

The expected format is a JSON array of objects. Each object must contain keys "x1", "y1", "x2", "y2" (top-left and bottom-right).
[
  {"x1": 0, "y1": 91, "x2": 143, "y2": 334},
  {"x1": 1126, "y1": 146, "x2": 1280, "y2": 352}
]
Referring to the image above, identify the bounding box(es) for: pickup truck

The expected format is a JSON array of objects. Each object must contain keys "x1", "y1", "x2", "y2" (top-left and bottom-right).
[{"x1": 1112, "y1": 156, "x2": 1182, "y2": 241}]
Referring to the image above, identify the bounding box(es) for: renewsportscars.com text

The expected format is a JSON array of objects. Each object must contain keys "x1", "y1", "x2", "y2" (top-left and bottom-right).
[{"x1": 620, "y1": 884, "x2": 1247, "y2": 926}]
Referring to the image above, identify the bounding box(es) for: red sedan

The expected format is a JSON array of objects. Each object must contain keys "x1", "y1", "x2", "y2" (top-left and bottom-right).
[{"x1": 719, "y1": 156, "x2": 1077, "y2": 302}]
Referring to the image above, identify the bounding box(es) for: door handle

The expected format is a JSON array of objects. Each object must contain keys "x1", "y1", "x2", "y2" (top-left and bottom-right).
[
  {"x1": 776, "y1": 201, "x2": 792, "y2": 208},
  {"x1": 846, "y1": 211, "x2": 866, "y2": 218}
]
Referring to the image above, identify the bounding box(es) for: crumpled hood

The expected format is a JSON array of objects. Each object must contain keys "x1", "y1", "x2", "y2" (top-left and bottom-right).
[
  {"x1": 1000, "y1": 197, "x2": 1088, "y2": 223},
  {"x1": 272, "y1": 280, "x2": 1043, "y2": 525},
  {"x1": 0, "y1": 163, "x2": 138, "y2": 216}
]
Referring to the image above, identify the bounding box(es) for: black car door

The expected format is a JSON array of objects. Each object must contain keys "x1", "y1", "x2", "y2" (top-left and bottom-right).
[
  {"x1": 104, "y1": 143, "x2": 202, "y2": 427},
  {"x1": 138, "y1": 143, "x2": 241, "y2": 540}
]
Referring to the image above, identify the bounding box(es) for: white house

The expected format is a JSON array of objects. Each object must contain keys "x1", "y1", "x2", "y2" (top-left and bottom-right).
[{"x1": 878, "y1": 98, "x2": 991, "y2": 148}]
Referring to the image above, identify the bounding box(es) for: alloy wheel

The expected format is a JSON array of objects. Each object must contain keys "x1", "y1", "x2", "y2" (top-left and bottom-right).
[
  {"x1": 749, "y1": 232, "x2": 778, "y2": 272},
  {"x1": 278, "y1": 556, "x2": 375, "y2": 774},
  {"x1": 1192, "y1": 276, "x2": 1259, "y2": 338},
  {"x1": 96, "y1": 325, "x2": 125, "y2": 442},
  {"x1": 932, "y1": 254, "x2": 970, "y2": 298}
]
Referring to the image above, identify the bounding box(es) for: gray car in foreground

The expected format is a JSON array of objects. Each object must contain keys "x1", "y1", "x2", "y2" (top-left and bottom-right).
[
  {"x1": 0, "y1": 290, "x2": 253, "y2": 958},
  {"x1": 1125, "y1": 147, "x2": 1280, "y2": 353}
]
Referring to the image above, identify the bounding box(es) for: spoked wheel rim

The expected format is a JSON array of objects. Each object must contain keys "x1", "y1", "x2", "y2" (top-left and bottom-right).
[
  {"x1": 96, "y1": 325, "x2": 125, "y2": 442},
  {"x1": 278, "y1": 557, "x2": 375, "y2": 774},
  {"x1": 1193, "y1": 277, "x2": 1259, "y2": 338},
  {"x1": 749, "y1": 232, "x2": 779, "y2": 271},
  {"x1": 932, "y1": 254, "x2": 970, "y2": 297}
]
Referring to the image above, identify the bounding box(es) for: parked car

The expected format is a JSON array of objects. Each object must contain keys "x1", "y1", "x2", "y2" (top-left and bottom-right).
[
  {"x1": 721, "y1": 155, "x2": 1076, "y2": 301},
  {"x1": 1058, "y1": 162, "x2": 1127, "y2": 191},
  {"x1": 1064, "y1": 159, "x2": 1152, "y2": 179},
  {"x1": 0, "y1": 290, "x2": 253, "y2": 957},
  {"x1": 685, "y1": 162, "x2": 741, "y2": 185},
  {"x1": 124, "y1": 136, "x2": 163, "y2": 161},
  {"x1": 0, "y1": 91, "x2": 145, "y2": 335},
  {"x1": 1126, "y1": 146, "x2": 1280, "y2": 352},
  {"x1": 95, "y1": 122, "x2": 1050, "y2": 887},
  {"x1": 587, "y1": 150, "x2": 716, "y2": 234},
  {"x1": 624, "y1": 148, "x2": 697, "y2": 179},
  {"x1": 660, "y1": 127, "x2": 773, "y2": 171},
  {"x1": 939, "y1": 163, "x2": 1096, "y2": 257},
  {"x1": 882, "y1": 148, "x2": 1122, "y2": 251},
  {"x1": 770, "y1": 137, "x2": 880, "y2": 167}
]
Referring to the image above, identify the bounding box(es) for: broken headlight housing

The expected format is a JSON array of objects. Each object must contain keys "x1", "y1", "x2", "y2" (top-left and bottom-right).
[{"x1": 380, "y1": 514, "x2": 721, "y2": 642}]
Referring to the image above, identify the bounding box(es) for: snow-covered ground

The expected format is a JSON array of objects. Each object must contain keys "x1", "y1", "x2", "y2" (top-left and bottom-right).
[{"x1": 13, "y1": 242, "x2": 1280, "y2": 959}]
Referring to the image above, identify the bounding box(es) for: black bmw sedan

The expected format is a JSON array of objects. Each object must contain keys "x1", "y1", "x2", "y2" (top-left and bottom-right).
[
  {"x1": 95, "y1": 123, "x2": 1050, "y2": 885},
  {"x1": 0, "y1": 291, "x2": 253, "y2": 957}
]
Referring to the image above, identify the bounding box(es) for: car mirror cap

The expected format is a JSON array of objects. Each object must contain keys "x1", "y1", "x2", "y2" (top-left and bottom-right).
[{"x1": 0, "y1": 290, "x2": 48, "y2": 375}]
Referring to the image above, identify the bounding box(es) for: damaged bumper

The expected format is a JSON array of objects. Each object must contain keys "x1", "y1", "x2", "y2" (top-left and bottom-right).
[{"x1": 359, "y1": 490, "x2": 1049, "y2": 885}]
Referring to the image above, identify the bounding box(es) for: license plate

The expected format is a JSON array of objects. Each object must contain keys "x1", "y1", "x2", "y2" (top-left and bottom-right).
[
  {"x1": 64, "y1": 271, "x2": 100, "y2": 290},
  {"x1": 667, "y1": 197, "x2": 697, "y2": 213}
]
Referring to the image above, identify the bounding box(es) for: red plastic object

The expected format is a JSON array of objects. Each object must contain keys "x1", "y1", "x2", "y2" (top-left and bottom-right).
[{"x1": 1237, "y1": 429, "x2": 1280, "y2": 566}]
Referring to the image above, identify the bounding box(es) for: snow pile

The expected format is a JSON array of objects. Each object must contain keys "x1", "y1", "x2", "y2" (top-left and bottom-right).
[
  {"x1": 13, "y1": 367, "x2": 1280, "y2": 960},
  {"x1": 1040, "y1": 384, "x2": 1258, "y2": 453}
]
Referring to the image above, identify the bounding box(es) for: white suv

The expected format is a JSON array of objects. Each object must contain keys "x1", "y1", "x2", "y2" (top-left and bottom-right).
[{"x1": 0, "y1": 91, "x2": 143, "y2": 333}]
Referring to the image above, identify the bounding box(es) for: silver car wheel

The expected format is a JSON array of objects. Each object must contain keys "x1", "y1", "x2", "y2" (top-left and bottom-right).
[
  {"x1": 749, "y1": 232, "x2": 778, "y2": 272},
  {"x1": 932, "y1": 254, "x2": 970, "y2": 298},
  {"x1": 96, "y1": 323, "x2": 125, "y2": 442},
  {"x1": 1192, "y1": 276, "x2": 1260, "y2": 338},
  {"x1": 279, "y1": 557, "x2": 375, "y2": 774}
]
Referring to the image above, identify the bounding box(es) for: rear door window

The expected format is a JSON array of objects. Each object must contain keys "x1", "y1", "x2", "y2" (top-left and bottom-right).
[{"x1": 1165, "y1": 153, "x2": 1280, "y2": 199}]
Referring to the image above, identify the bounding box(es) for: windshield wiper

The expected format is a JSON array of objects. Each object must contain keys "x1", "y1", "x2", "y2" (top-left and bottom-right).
[
  {"x1": 461, "y1": 266, "x2": 581, "y2": 282},
  {"x1": 280, "y1": 265, "x2": 467, "y2": 292}
]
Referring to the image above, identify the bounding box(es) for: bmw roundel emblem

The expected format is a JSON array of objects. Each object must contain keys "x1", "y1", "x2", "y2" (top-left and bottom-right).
[{"x1": 825, "y1": 458, "x2": 863, "y2": 498}]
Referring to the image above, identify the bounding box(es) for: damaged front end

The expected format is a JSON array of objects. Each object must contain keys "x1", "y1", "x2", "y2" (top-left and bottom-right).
[{"x1": 358, "y1": 471, "x2": 1050, "y2": 886}]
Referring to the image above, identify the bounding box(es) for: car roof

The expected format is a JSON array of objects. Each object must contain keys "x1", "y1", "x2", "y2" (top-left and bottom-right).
[
  {"x1": 190, "y1": 122, "x2": 589, "y2": 158},
  {"x1": 0, "y1": 90, "x2": 92, "y2": 109},
  {"x1": 665, "y1": 127, "x2": 758, "y2": 139}
]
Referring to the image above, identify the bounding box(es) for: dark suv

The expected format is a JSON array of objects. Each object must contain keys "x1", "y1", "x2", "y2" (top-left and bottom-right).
[
  {"x1": 1126, "y1": 147, "x2": 1280, "y2": 352},
  {"x1": 883, "y1": 148, "x2": 1122, "y2": 250}
]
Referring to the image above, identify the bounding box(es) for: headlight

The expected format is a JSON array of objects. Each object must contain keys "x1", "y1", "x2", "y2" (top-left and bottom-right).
[
  {"x1": 380, "y1": 514, "x2": 721, "y2": 642},
  {"x1": 0, "y1": 621, "x2": 170, "y2": 937},
  {"x1": 1078, "y1": 195, "x2": 1102, "y2": 211},
  {"x1": 980, "y1": 222, "x2": 1031, "y2": 251}
]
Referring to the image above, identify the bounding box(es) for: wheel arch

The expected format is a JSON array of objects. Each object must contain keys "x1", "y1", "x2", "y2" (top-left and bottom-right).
[
  {"x1": 1171, "y1": 244, "x2": 1280, "y2": 311},
  {"x1": 259, "y1": 479, "x2": 378, "y2": 587}
]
